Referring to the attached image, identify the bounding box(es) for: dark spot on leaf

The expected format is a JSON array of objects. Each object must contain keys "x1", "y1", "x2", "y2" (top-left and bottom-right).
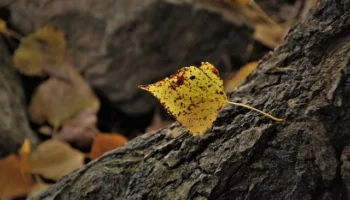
[{"x1": 190, "y1": 76, "x2": 196, "y2": 80}]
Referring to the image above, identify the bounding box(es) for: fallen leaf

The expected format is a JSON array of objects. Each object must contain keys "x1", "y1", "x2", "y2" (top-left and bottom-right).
[
  {"x1": 13, "y1": 26, "x2": 67, "y2": 76},
  {"x1": 254, "y1": 24, "x2": 288, "y2": 48},
  {"x1": 224, "y1": 61, "x2": 257, "y2": 92},
  {"x1": 139, "y1": 62, "x2": 283, "y2": 135},
  {"x1": 53, "y1": 107, "x2": 99, "y2": 148},
  {"x1": 139, "y1": 62, "x2": 228, "y2": 135},
  {"x1": 27, "y1": 176, "x2": 52, "y2": 198},
  {"x1": 27, "y1": 182, "x2": 52, "y2": 198},
  {"x1": 29, "y1": 63, "x2": 100, "y2": 129},
  {"x1": 0, "y1": 139, "x2": 33, "y2": 200},
  {"x1": 30, "y1": 140, "x2": 84, "y2": 181},
  {"x1": 90, "y1": 133, "x2": 128, "y2": 160}
]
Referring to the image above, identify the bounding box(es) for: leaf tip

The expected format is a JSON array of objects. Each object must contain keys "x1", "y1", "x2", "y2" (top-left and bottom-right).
[{"x1": 138, "y1": 84, "x2": 149, "y2": 91}]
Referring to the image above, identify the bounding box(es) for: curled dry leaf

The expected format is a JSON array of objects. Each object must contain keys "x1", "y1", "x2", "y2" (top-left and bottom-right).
[
  {"x1": 29, "y1": 63, "x2": 100, "y2": 129},
  {"x1": 90, "y1": 133, "x2": 128, "y2": 160},
  {"x1": 254, "y1": 24, "x2": 288, "y2": 48},
  {"x1": 139, "y1": 62, "x2": 228, "y2": 135},
  {"x1": 53, "y1": 107, "x2": 99, "y2": 148},
  {"x1": 27, "y1": 176, "x2": 52, "y2": 198},
  {"x1": 30, "y1": 140, "x2": 84, "y2": 181},
  {"x1": 224, "y1": 61, "x2": 257, "y2": 93},
  {"x1": 27, "y1": 182, "x2": 52, "y2": 199},
  {"x1": 0, "y1": 139, "x2": 33, "y2": 200},
  {"x1": 13, "y1": 26, "x2": 67, "y2": 76}
]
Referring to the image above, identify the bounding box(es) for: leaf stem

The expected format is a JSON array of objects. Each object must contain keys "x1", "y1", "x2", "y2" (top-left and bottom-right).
[{"x1": 227, "y1": 101, "x2": 283, "y2": 122}]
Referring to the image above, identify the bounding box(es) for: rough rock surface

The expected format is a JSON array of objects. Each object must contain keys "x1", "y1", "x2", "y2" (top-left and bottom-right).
[
  {"x1": 0, "y1": 36, "x2": 38, "y2": 158},
  {"x1": 28, "y1": 0, "x2": 350, "y2": 199}
]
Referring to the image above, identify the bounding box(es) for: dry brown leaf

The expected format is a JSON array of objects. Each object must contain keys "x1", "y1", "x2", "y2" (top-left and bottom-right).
[
  {"x1": 30, "y1": 140, "x2": 84, "y2": 181},
  {"x1": 254, "y1": 24, "x2": 288, "y2": 48},
  {"x1": 53, "y1": 108, "x2": 99, "y2": 148},
  {"x1": 0, "y1": 139, "x2": 33, "y2": 200},
  {"x1": 224, "y1": 61, "x2": 257, "y2": 92},
  {"x1": 13, "y1": 26, "x2": 67, "y2": 76},
  {"x1": 29, "y1": 63, "x2": 100, "y2": 129},
  {"x1": 27, "y1": 176, "x2": 52, "y2": 199},
  {"x1": 90, "y1": 133, "x2": 128, "y2": 160},
  {"x1": 0, "y1": 18, "x2": 10, "y2": 36},
  {"x1": 27, "y1": 182, "x2": 52, "y2": 198}
]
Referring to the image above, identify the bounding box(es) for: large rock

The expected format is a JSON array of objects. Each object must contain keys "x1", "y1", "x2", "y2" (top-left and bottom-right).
[{"x1": 0, "y1": 36, "x2": 38, "y2": 158}]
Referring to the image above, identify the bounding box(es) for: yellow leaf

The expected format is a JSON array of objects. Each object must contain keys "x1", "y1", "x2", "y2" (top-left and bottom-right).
[
  {"x1": 224, "y1": 61, "x2": 257, "y2": 92},
  {"x1": 139, "y1": 62, "x2": 283, "y2": 135},
  {"x1": 13, "y1": 26, "x2": 67, "y2": 76},
  {"x1": 90, "y1": 133, "x2": 128, "y2": 160},
  {"x1": 30, "y1": 140, "x2": 84, "y2": 181},
  {"x1": 139, "y1": 62, "x2": 228, "y2": 135},
  {"x1": 0, "y1": 140, "x2": 33, "y2": 200},
  {"x1": 28, "y1": 64, "x2": 100, "y2": 128}
]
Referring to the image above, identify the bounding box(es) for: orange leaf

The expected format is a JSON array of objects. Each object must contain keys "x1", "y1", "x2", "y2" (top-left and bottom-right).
[
  {"x1": 19, "y1": 139, "x2": 32, "y2": 177},
  {"x1": 90, "y1": 133, "x2": 128, "y2": 160},
  {"x1": 0, "y1": 139, "x2": 33, "y2": 200},
  {"x1": 224, "y1": 61, "x2": 257, "y2": 92}
]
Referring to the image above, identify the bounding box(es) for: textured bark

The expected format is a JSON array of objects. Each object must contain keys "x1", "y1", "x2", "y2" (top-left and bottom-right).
[
  {"x1": 28, "y1": 0, "x2": 350, "y2": 200},
  {"x1": 0, "y1": 36, "x2": 38, "y2": 158}
]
